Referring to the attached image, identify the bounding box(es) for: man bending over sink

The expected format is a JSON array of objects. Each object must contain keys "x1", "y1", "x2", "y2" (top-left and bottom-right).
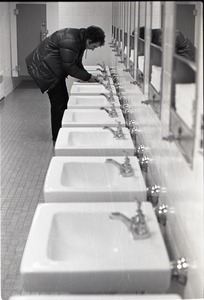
[{"x1": 26, "y1": 25, "x2": 105, "y2": 144}]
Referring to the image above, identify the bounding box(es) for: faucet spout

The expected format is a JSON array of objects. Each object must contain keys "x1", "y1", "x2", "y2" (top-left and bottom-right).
[
  {"x1": 109, "y1": 199, "x2": 150, "y2": 240},
  {"x1": 100, "y1": 107, "x2": 110, "y2": 114},
  {"x1": 101, "y1": 92, "x2": 114, "y2": 103},
  {"x1": 103, "y1": 126, "x2": 116, "y2": 135},
  {"x1": 100, "y1": 105, "x2": 118, "y2": 118},
  {"x1": 103, "y1": 121, "x2": 125, "y2": 139},
  {"x1": 110, "y1": 212, "x2": 132, "y2": 230},
  {"x1": 105, "y1": 158, "x2": 121, "y2": 170},
  {"x1": 105, "y1": 156, "x2": 134, "y2": 177}
]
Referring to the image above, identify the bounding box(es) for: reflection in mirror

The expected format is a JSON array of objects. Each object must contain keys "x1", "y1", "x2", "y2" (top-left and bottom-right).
[
  {"x1": 129, "y1": 2, "x2": 135, "y2": 77},
  {"x1": 123, "y1": 2, "x2": 128, "y2": 61},
  {"x1": 114, "y1": 2, "x2": 123, "y2": 58},
  {"x1": 175, "y1": 3, "x2": 197, "y2": 62},
  {"x1": 110, "y1": 2, "x2": 118, "y2": 47},
  {"x1": 171, "y1": 3, "x2": 197, "y2": 124},
  {"x1": 136, "y1": 2, "x2": 146, "y2": 89},
  {"x1": 117, "y1": 3, "x2": 126, "y2": 64},
  {"x1": 148, "y1": 1, "x2": 163, "y2": 118},
  {"x1": 169, "y1": 2, "x2": 201, "y2": 166}
]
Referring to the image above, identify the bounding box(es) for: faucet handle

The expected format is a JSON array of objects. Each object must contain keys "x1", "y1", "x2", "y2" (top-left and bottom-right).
[
  {"x1": 116, "y1": 120, "x2": 123, "y2": 131},
  {"x1": 120, "y1": 151, "x2": 134, "y2": 176},
  {"x1": 135, "y1": 198, "x2": 142, "y2": 212},
  {"x1": 123, "y1": 150, "x2": 130, "y2": 163},
  {"x1": 114, "y1": 121, "x2": 125, "y2": 139},
  {"x1": 116, "y1": 120, "x2": 122, "y2": 127}
]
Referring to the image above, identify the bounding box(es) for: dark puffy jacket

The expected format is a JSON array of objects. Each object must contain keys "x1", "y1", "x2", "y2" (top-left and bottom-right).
[{"x1": 26, "y1": 28, "x2": 92, "y2": 93}]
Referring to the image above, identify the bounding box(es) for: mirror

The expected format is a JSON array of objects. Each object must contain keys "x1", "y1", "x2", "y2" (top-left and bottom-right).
[
  {"x1": 174, "y1": 2, "x2": 197, "y2": 62},
  {"x1": 148, "y1": 2, "x2": 163, "y2": 118},
  {"x1": 129, "y1": 2, "x2": 135, "y2": 77},
  {"x1": 169, "y1": 2, "x2": 201, "y2": 166},
  {"x1": 135, "y1": 1, "x2": 146, "y2": 90},
  {"x1": 122, "y1": 2, "x2": 129, "y2": 66},
  {"x1": 111, "y1": 2, "x2": 117, "y2": 44},
  {"x1": 114, "y1": 2, "x2": 125, "y2": 62}
]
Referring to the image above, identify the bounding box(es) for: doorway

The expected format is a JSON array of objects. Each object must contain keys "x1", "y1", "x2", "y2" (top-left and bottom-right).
[{"x1": 16, "y1": 3, "x2": 47, "y2": 77}]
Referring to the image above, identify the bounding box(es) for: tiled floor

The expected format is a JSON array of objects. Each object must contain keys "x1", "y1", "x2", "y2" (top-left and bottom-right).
[{"x1": 1, "y1": 80, "x2": 54, "y2": 299}]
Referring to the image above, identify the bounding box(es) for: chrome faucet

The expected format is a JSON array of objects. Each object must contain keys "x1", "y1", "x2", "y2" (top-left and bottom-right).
[
  {"x1": 97, "y1": 62, "x2": 106, "y2": 72},
  {"x1": 103, "y1": 121, "x2": 125, "y2": 139},
  {"x1": 100, "y1": 103, "x2": 118, "y2": 118},
  {"x1": 99, "y1": 77, "x2": 110, "y2": 88},
  {"x1": 110, "y1": 198, "x2": 150, "y2": 240},
  {"x1": 101, "y1": 91, "x2": 115, "y2": 103},
  {"x1": 105, "y1": 151, "x2": 134, "y2": 177}
]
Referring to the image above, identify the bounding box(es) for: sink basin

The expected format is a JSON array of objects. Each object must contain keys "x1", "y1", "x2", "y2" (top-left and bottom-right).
[
  {"x1": 54, "y1": 127, "x2": 135, "y2": 156},
  {"x1": 20, "y1": 202, "x2": 171, "y2": 294},
  {"x1": 70, "y1": 84, "x2": 117, "y2": 95},
  {"x1": 84, "y1": 65, "x2": 104, "y2": 71},
  {"x1": 84, "y1": 65, "x2": 111, "y2": 74},
  {"x1": 61, "y1": 108, "x2": 125, "y2": 127},
  {"x1": 43, "y1": 156, "x2": 146, "y2": 203},
  {"x1": 73, "y1": 77, "x2": 114, "y2": 86},
  {"x1": 68, "y1": 94, "x2": 120, "y2": 109},
  {"x1": 9, "y1": 295, "x2": 182, "y2": 300}
]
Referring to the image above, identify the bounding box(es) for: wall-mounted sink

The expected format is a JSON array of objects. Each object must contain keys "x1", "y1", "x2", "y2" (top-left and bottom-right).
[
  {"x1": 43, "y1": 156, "x2": 146, "y2": 203},
  {"x1": 70, "y1": 84, "x2": 117, "y2": 95},
  {"x1": 68, "y1": 94, "x2": 120, "y2": 109},
  {"x1": 9, "y1": 294, "x2": 182, "y2": 299},
  {"x1": 84, "y1": 65, "x2": 104, "y2": 71},
  {"x1": 20, "y1": 202, "x2": 171, "y2": 294},
  {"x1": 73, "y1": 77, "x2": 114, "y2": 86},
  {"x1": 84, "y1": 65, "x2": 111, "y2": 76},
  {"x1": 61, "y1": 108, "x2": 125, "y2": 127},
  {"x1": 54, "y1": 127, "x2": 135, "y2": 156}
]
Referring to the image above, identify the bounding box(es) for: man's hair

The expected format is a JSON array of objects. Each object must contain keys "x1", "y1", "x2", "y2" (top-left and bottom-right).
[{"x1": 85, "y1": 25, "x2": 105, "y2": 46}]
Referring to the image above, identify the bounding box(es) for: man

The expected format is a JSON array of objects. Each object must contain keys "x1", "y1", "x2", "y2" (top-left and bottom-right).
[
  {"x1": 26, "y1": 25, "x2": 105, "y2": 143},
  {"x1": 137, "y1": 26, "x2": 196, "y2": 61}
]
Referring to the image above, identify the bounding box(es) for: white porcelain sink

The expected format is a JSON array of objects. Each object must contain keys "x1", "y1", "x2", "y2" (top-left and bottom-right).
[
  {"x1": 85, "y1": 69, "x2": 103, "y2": 75},
  {"x1": 84, "y1": 65, "x2": 104, "y2": 71},
  {"x1": 54, "y1": 127, "x2": 135, "y2": 156},
  {"x1": 70, "y1": 83, "x2": 117, "y2": 95},
  {"x1": 68, "y1": 94, "x2": 120, "y2": 109},
  {"x1": 20, "y1": 202, "x2": 171, "y2": 294},
  {"x1": 10, "y1": 294, "x2": 182, "y2": 299},
  {"x1": 84, "y1": 65, "x2": 111, "y2": 75},
  {"x1": 43, "y1": 156, "x2": 146, "y2": 203},
  {"x1": 73, "y1": 77, "x2": 114, "y2": 85},
  {"x1": 61, "y1": 108, "x2": 125, "y2": 127}
]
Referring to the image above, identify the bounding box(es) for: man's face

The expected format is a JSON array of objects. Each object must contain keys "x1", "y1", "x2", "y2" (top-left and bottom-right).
[{"x1": 86, "y1": 40, "x2": 101, "y2": 50}]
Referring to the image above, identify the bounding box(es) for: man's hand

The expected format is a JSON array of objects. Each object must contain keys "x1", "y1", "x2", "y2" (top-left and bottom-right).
[{"x1": 88, "y1": 75, "x2": 102, "y2": 83}]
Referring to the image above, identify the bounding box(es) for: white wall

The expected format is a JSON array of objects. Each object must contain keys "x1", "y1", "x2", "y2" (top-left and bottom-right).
[
  {"x1": 0, "y1": 2, "x2": 21, "y2": 99},
  {"x1": 58, "y1": 2, "x2": 112, "y2": 66},
  {"x1": 3, "y1": 2, "x2": 112, "y2": 95},
  {"x1": 47, "y1": 2, "x2": 112, "y2": 92}
]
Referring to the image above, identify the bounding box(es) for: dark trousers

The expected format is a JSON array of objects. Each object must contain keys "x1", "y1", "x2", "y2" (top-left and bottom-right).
[{"x1": 48, "y1": 79, "x2": 69, "y2": 142}]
